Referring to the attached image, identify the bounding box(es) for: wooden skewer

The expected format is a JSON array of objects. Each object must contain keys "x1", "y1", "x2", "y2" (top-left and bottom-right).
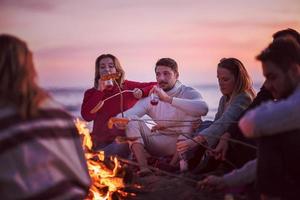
[{"x1": 90, "y1": 90, "x2": 134, "y2": 114}]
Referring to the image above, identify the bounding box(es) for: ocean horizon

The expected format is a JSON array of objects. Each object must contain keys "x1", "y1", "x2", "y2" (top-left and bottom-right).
[{"x1": 47, "y1": 83, "x2": 262, "y2": 122}]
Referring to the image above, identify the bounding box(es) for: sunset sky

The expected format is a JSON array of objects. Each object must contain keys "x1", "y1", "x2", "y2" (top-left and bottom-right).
[{"x1": 1, "y1": 0, "x2": 300, "y2": 88}]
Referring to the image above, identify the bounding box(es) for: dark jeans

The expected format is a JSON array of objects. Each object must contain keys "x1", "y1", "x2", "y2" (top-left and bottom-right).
[
  {"x1": 185, "y1": 120, "x2": 213, "y2": 171},
  {"x1": 257, "y1": 130, "x2": 300, "y2": 199},
  {"x1": 226, "y1": 134, "x2": 257, "y2": 169},
  {"x1": 189, "y1": 120, "x2": 256, "y2": 175},
  {"x1": 94, "y1": 141, "x2": 130, "y2": 159}
]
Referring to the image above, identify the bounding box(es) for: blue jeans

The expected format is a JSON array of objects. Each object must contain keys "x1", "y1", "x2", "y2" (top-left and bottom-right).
[{"x1": 94, "y1": 142, "x2": 130, "y2": 159}]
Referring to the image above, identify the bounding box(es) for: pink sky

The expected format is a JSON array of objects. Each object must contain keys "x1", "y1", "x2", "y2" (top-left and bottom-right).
[{"x1": 1, "y1": 0, "x2": 300, "y2": 88}]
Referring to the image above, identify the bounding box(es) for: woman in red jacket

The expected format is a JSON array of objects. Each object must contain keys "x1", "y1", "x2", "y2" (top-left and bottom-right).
[{"x1": 81, "y1": 54, "x2": 155, "y2": 158}]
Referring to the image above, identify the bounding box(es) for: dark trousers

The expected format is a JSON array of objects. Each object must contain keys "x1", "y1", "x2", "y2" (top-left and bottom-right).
[
  {"x1": 257, "y1": 130, "x2": 300, "y2": 200},
  {"x1": 226, "y1": 134, "x2": 257, "y2": 168}
]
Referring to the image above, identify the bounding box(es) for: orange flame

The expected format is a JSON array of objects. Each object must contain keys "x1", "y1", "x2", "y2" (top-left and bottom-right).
[
  {"x1": 75, "y1": 118, "x2": 137, "y2": 200},
  {"x1": 75, "y1": 118, "x2": 93, "y2": 151}
]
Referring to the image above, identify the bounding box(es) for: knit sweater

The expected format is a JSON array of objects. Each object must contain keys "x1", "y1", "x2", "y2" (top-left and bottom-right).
[
  {"x1": 239, "y1": 83, "x2": 300, "y2": 137},
  {"x1": 81, "y1": 80, "x2": 156, "y2": 145},
  {"x1": 119, "y1": 81, "x2": 209, "y2": 134}
]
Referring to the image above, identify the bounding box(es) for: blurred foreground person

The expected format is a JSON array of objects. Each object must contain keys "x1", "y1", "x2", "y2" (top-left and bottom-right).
[{"x1": 0, "y1": 34, "x2": 90, "y2": 199}]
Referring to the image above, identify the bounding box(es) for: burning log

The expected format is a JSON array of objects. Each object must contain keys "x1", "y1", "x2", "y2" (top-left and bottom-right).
[{"x1": 75, "y1": 119, "x2": 140, "y2": 200}]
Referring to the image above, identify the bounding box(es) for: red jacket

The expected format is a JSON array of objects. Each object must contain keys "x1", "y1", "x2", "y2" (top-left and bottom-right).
[{"x1": 81, "y1": 80, "x2": 156, "y2": 146}]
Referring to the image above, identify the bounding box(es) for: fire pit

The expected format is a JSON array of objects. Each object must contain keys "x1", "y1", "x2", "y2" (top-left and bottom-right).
[{"x1": 75, "y1": 119, "x2": 226, "y2": 200}]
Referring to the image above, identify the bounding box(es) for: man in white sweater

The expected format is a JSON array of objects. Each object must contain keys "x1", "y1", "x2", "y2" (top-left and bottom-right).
[{"x1": 116, "y1": 58, "x2": 208, "y2": 175}]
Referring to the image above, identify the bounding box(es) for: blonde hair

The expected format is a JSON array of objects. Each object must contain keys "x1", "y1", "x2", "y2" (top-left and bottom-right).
[
  {"x1": 218, "y1": 58, "x2": 256, "y2": 101},
  {"x1": 94, "y1": 54, "x2": 125, "y2": 88},
  {"x1": 0, "y1": 34, "x2": 47, "y2": 118}
]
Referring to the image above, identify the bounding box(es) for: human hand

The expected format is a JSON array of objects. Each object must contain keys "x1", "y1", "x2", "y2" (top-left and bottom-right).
[
  {"x1": 209, "y1": 140, "x2": 229, "y2": 161},
  {"x1": 151, "y1": 124, "x2": 166, "y2": 132},
  {"x1": 133, "y1": 88, "x2": 143, "y2": 99},
  {"x1": 208, "y1": 133, "x2": 230, "y2": 160},
  {"x1": 150, "y1": 86, "x2": 172, "y2": 103},
  {"x1": 239, "y1": 113, "x2": 256, "y2": 138},
  {"x1": 176, "y1": 135, "x2": 206, "y2": 154},
  {"x1": 197, "y1": 175, "x2": 225, "y2": 191}
]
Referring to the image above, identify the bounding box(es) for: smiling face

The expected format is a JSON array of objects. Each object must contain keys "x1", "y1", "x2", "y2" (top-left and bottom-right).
[
  {"x1": 262, "y1": 61, "x2": 297, "y2": 99},
  {"x1": 217, "y1": 67, "x2": 236, "y2": 96},
  {"x1": 155, "y1": 65, "x2": 178, "y2": 91}
]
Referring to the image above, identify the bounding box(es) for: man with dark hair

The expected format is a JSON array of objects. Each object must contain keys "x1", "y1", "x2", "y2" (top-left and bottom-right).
[
  {"x1": 240, "y1": 39, "x2": 300, "y2": 199},
  {"x1": 155, "y1": 57, "x2": 178, "y2": 73},
  {"x1": 272, "y1": 28, "x2": 300, "y2": 44},
  {"x1": 115, "y1": 57, "x2": 209, "y2": 175}
]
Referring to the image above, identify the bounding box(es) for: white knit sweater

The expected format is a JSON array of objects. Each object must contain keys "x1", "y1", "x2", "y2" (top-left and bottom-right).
[{"x1": 118, "y1": 81, "x2": 208, "y2": 134}]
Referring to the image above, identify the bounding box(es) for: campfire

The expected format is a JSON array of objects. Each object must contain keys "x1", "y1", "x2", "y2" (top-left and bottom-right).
[
  {"x1": 75, "y1": 119, "x2": 140, "y2": 200},
  {"x1": 75, "y1": 119, "x2": 226, "y2": 200}
]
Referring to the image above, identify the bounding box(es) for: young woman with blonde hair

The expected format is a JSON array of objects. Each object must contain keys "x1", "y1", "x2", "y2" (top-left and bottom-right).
[
  {"x1": 177, "y1": 57, "x2": 255, "y2": 171},
  {"x1": 81, "y1": 54, "x2": 156, "y2": 157}
]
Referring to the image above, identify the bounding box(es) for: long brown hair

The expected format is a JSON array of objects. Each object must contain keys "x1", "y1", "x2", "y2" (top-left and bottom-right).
[
  {"x1": 218, "y1": 58, "x2": 256, "y2": 101},
  {"x1": 0, "y1": 34, "x2": 47, "y2": 118},
  {"x1": 94, "y1": 54, "x2": 125, "y2": 88}
]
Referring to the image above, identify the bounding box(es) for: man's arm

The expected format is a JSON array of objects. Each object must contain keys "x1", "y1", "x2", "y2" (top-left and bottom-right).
[
  {"x1": 222, "y1": 159, "x2": 257, "y2": 187},
  {"x1": 116, "y1": 97, "x2": 149, "y2": 119},
  {"x1": 171, "y1": 87, "x2": 209, "y2": 117},
  {"x1": 239, "y1": 87, "x2": 300, "y2": 138},
  {"x1": 198, "y1": 159, "x2": 256, "y2": 190}
]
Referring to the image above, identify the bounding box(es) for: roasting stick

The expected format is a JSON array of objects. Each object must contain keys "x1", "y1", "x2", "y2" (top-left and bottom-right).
[
  {"x1": 103, "y1": 90, "x2": 134, "y2": 103},
  {"x1": 90, "y1": 90, "x2": 134, "y2": 114},
  {"x1": 117, "y1": 157, "x2": 199, "y2": 185},
  {"x1": 131, "y1": 119, "x2": 257, "y2": 150}
]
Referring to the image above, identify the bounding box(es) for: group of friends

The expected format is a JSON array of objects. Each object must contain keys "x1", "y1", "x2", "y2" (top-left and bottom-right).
[
  {"x1": 81, "y1": 28, "x2": 300, "y2": 200},
  {"x1": 0, "y1": 28, "x2": 299, "y2": 200}
]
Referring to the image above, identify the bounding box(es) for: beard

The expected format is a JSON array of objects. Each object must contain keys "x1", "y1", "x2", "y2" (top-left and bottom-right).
[
  {"x1": 159, "y1": 81, "x2": 175, "y2": 91},
  {"x1": 280, "y1": 75, "x2": 298, "y2": 99}
]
